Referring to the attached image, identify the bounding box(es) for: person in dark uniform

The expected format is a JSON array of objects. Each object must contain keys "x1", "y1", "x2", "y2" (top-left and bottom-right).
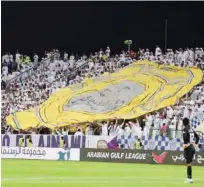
[{"x1": 182, "y1": 118, "x2": 200, "y2": 183}]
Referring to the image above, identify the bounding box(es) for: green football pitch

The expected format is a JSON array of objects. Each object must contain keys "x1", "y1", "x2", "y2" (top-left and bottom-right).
[{"x1": 2, "y1": 159, "x2": 204, "y2": 187}]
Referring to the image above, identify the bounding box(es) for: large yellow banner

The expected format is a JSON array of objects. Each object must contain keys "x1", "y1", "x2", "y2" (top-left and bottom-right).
[{"x1": 6, "y1": 61, "x2": 203, "y2": 130}]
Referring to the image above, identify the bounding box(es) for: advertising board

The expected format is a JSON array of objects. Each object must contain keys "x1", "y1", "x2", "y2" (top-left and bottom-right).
[
  {"x1": 80, "y1": 148, "x2": 204, "y2": 166},
  {"x1": 1, "y1": 146, "x2": 80, "y2": 161}
]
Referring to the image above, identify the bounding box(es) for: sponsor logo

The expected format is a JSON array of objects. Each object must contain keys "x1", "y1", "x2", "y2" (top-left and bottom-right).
[
  {"x1": 86, "y1": 150, "x2": 147, "y2": 160},
  {"x1": 80, "y1": 149, "x2": 204, "y2": 165},
  {"x1": 197, "y1": 155, "x2": 204, "y2": 164},
  {"x1": 97, "y1": 140, "x2": 108, "y2": 149},
  {"x1": 97, "y1": 137, "x2": 119, "y2": 149},
  {"x1": 1, "y1": 147, "x2": 47, "y2": 157},
  {"x1": 171, "y1": 153, "x2": 204, "y2": 164},
  {"x1": 172, "y1": 154, "x2": 185, "y2": 162},
  {"x1": 152, "y1": 152, "x2": 168, "y2": 164},
  {"x1": 57, "y1": 148, "x2": 71, "y2": 161}
]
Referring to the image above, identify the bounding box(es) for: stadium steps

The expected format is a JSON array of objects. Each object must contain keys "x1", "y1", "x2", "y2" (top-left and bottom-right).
[
  {"x1": 6, "y1": 53, "x2": 56, "y2": 87},
  {"x1": 47, "y1": 60, "x2": 89, "y2": 88}
]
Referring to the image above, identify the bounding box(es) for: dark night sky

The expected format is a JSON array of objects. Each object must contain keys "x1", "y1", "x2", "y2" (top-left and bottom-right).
[{"x1": 1, "y1": 1, "x2": 204, "y2": 57}]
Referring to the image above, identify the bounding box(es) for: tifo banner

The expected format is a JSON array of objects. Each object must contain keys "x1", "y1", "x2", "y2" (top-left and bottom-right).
[
  {"x1": 2, "y1": 134, "x2": 204, "y2": 152},
  {"x1": 6, "y1": 61, "x2": 203, "y2": 130},
  {"x1": 1, "y1": 146, "x2": 80, "y2": 161},
  {"x1": 80, "y1": 148, "x2": 204, "y2": 166}
]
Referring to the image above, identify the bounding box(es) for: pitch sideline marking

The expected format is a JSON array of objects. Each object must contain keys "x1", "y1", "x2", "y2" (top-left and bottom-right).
[
  {"x1": 2, "y1": 179, "x2": 203, "y2": 185},
  {"x1": 2, "y1": 176, "x2": 202, "y2": 181}
]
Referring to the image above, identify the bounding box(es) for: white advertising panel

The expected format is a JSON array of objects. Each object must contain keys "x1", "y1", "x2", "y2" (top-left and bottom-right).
[{"x1": 1, "y1": 147, "x2": 80, "y2": 161}]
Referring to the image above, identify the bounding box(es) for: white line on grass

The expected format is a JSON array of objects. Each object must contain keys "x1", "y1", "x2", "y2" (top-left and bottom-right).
[
  {"x1": 3, "y1": 166, "x2": 204, "y2": 173},
  {"x1": 2, "y1": 176, "x2": 202, "y2": 181},
  {"x1": 2, "y1": 179, "x2": 203, "y2": 185}
]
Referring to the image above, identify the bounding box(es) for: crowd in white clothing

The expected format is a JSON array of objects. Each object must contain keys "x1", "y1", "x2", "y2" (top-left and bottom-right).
[{"x1": 1, "y1": 46, "x2": 204, "y2": 137}]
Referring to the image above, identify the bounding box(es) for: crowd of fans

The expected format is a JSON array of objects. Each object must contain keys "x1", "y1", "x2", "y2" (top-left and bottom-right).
[{"x1": 1, "y1": 46, "x2": 204, "y2": 139}]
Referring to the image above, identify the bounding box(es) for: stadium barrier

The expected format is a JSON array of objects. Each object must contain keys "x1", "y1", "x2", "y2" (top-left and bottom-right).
[
  {"x1": 6, "y1": 53, "x2": 56, "y2": 87},
  {"x1": 2, "y1": 134, "x2": 204, "y2": 152},
  {"x1": 1, "y1": 145, "x2": 203, "y2": 165},
  {"x1": 1, "y1": 146, "x2": 80, "y2": 161},
  {"x1": 80, "y1": 148, "x2": 204, "y2": 166}
]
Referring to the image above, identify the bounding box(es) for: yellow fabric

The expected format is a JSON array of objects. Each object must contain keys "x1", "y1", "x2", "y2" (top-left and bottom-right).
[
  {"x1": 6, "y1": 110, "x2": 40, "y2": 130},
  {"x1": 6, "y1": 60, "x2": 203, "y2": 130}
]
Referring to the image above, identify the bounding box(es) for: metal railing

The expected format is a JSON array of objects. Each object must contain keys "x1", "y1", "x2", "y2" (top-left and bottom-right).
[
  {"x1": 3, "y1": 59, "x2": 90, "y2": 130},
  {"x1": 6, "y1": 53, "x2": 57, "y2": 87},
  {"x1": 150, "y1": 128, "x2": 182, "y2": 139},
  {"x1": 151, "y1": 128, "x2": 204, "y2": 139},
  {"x1": 47, "y1": 60, "x2": 89, "y2": 88}
]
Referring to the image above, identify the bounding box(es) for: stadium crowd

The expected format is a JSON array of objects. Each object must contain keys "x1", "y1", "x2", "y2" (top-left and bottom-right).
[{"x1": 1, "y1": 46, "x2": 204, "y2": 139}]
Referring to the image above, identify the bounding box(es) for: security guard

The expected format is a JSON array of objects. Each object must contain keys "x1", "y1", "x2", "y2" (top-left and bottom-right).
[
  {"x1": 26, "y1": 137, "x2": 33, "y2": 147},
  {"x1": 135, "y1": 139, "x2": 143, "y2": 150},
  {"x1": 18, "y1": 137, "x2": 24, "y2": 147},
  {"x1": 59, "y1": 136, "x2": 65, "y2": 148}
]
